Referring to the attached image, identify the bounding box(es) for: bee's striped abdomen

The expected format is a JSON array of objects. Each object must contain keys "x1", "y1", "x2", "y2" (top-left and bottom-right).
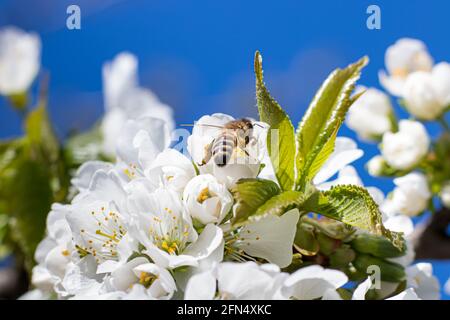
[{"x1": 212, "y1": 132, "x2": 236, "y2": 167}]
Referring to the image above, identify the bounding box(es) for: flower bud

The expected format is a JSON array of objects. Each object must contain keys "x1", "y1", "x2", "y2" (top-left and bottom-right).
[
  {"x1": 183, "y1": 174, "x2": 233, "y2": 225},
  {"x1": 329, "y1": 245, "x2": 356, "y2": 268},
  {"x1": 367, "y1": 155, "x2": 385, "y2": 176},
  {"x1": 350, "y1": 233, "x2": 406, "y2": 258},
  {"x1": 379, "y1": 38, "x2": 433, "y2": 96},
  {"x1": 403, "y1": 71, "x2": 446, "y2": 120},
  {"x1": 0, "y1": 27, "x2": 41, "y2": 96}
]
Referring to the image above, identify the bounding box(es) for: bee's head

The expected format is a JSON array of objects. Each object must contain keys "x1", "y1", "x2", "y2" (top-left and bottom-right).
[
  {"x1": 237, "y1": 118, "x2": 254, "y2": 144},
  {"x1": 237, "y1": 118, "x2": 253, "y2": 130}
]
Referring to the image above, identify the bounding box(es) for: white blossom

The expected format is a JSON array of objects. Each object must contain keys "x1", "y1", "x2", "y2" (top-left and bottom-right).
[
  {"x1": 116, "y1": 117, "x2": 170, "y2": 176},
  {"x1": 31, "y1": 204, "x2": 73, "y2": 294},
  {"x1": 0, "y1": 26, "x2": 40, "y2": 95},
  {"x1": 232, "y1": 209, "x2": 300, "y2": 268},
  {"x1": 185, "y1": 262, "x2": 287, "y2": 300},
  {"x1": 379, "y1": 38, "x2": 433, "y2": 96},
  {"x1": 183, "y1": 174, "x2": 233, "y2": 225},
  {"x1": 367, "y1": 155, "x2": 385, "y2": 177},
  {"x1": 101, "y1": 53, "x2": 174, "y2": 157},
  {"x1": 382, "y1": 172, "x2": 431, "y2": 217},
  {"x1": 128, "y1": 186, "x2": 223, "y2": 269},
  {"x1": 146, "y1": 148, "x2": 196, "y2": 195},
  {"x1": 105, "y1": 257, "x2": 177, "y2": 299},
  {"x1": 406, "y1": 263, "x2": 440, "y2": 300},
  {"x1": 346, "y1": 87, "x2": 393, "y2": 140},
  {"x1": 403, "y1": 64, "x2": 450, "y2": 120},
  {"x1": 381, "y1": 120, "x2": 430, "y2": 170},
  {"x1": 282, "y1": 265, "x2": 348, "y2": 300}
]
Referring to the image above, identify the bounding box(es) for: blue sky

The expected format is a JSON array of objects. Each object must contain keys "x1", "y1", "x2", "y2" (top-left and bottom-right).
[{"x1": 0, "y1": 0, "x2": 449, "y2": 298}]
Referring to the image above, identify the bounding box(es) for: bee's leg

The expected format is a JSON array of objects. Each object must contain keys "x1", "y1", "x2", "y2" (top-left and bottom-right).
[{"x1": 200, "y1": 141, "x2": 213, "y2": 166}]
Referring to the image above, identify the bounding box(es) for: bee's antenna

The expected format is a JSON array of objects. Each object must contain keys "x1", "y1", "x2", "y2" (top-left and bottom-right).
[
  {"x1": 180, "y1": 124, "x2": 225, "y2": 129},
  {"x1": 253, "y1": 123, "x2": 266, "y2": 129}
]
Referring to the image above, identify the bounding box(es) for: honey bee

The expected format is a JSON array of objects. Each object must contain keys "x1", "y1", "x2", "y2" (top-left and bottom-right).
[{"x1": 185, "y1": 118, "x2": 259, "y2": 167}]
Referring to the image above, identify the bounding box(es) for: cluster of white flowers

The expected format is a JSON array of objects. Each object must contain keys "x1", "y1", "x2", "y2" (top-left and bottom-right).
[
  {"x1": 101, "y1": 53, "x2": 174, "y2": 157},
  {"x1": 26, "y1": 113, "x2": 439, "y2": 299},
  {"x1": 380, "y1": 38, "x2": 450, "y2": 120},
  {"x1": 0, "y1": 27, "x2": 441, "y2": 299},
  {"x1": 347, "y1": 38, "x2": 450, "y2": 214},
  {"x1": 25, "y1": 94, "x2": 439, "y2": 300}
]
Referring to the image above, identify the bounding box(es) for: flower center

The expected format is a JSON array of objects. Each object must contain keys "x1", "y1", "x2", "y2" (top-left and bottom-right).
[
  {"x1": 123, "y1": 163, "x2": 138, "y2": 179},
  {"x1": 75, "y1": 207, "x2": 126, "y2": 263},
  {"x1": 161, "y1": 239, "x2": 180, "y2": 255},
  {"x1": 148, "y1": 208, "x2": 191, "y2": 255},
  {"x1": 197, "y1": 187, "x2": 212, "y2": 203},
  {"x1": 138, "y1": 272, "x2": 157, "y2": 288},
  {"x1": 391, "y1": 67, "x2": 408, "y2": 78}
]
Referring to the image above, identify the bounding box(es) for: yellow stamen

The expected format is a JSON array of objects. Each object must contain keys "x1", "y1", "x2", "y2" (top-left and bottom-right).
[{"x1": 197, "y1": 187, "x2": 211, "y2": 203}]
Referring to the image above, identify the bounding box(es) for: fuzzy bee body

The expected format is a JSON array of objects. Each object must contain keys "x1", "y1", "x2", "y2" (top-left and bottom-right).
[{"x1": 202, "y1": 118, "x2": 254, "y2": 167}]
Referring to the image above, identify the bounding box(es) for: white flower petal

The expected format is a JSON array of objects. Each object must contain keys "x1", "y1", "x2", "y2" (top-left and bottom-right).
[
  {"x1": 185, "y1": 270, "x2": 217, "y2": 300},
  {"x1": 72, "y1": 161, "x2": 114, "y2": 192},
  {"x1": 237, "y1": 209, "x2": 299, "y2": 268},
  {"x1": 283, "y1": 265, "x2": 348, "y2": 300},
  {"x1": 352, "y1": 277, "x2": 372, "y2": 300},
  {"x1": 0, "y1": 27, "x2": 41, "y2": 95}
]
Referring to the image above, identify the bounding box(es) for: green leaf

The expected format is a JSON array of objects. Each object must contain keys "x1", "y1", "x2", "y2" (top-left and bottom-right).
[
  {"x1": 255, "y1": 190, "x2": 305, "y2": 217},
  {"x1": 0, "y1": 101, "x2": 69, "y2": 271},
  {"x1": 25, "y1": 104, "x2": 60, "y2": 163},
  {"x1": 302, "y1": 185, "x2": 404, "y2": 250},
  {"x1": 5, "y1": 156, "x2": 53, "y2": 270},
  {"x1": 296, "y1": 57, "x2": 368, "y2": 189},
  {"x1": 0, "y1": 213, "x2": 11, "y2": 259},
  {"x1": 231, "y1": 178, "x2": 280, "y2": 224},
  {"x1": 304, "y1": 126, "x2": 338, "y2": 182},
  {"x1": 254, "y1": 51, "x2": 296, "y2": 191}
]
